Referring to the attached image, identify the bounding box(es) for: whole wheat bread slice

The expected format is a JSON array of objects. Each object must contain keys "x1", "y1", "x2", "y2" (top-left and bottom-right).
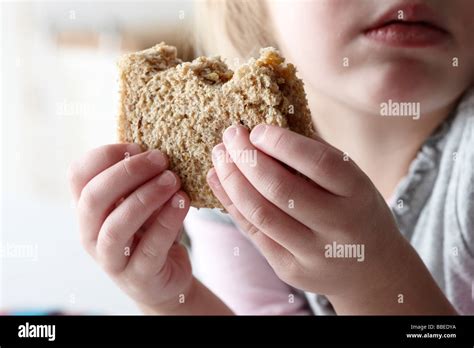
[{"x1": 118, "y1": 42, "x2": 314, "y2": 209}]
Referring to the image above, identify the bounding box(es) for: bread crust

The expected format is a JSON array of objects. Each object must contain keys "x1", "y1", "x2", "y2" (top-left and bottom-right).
[{"x1": 118, "y1": 42, "x2": 314, "y2": 209}]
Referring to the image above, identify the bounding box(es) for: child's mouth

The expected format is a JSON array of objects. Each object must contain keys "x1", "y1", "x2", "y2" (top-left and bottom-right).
[
  {"x1": 363, "y1": 3, "x2": 450, "y2": 48},
  {"x1": 364, "y1": 21, "x2": 448, "y2": 47}
]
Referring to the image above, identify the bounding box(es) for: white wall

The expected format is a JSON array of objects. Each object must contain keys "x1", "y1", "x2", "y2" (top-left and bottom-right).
[{"x1": 0, "y1": 0, "x2": 193, "y2": 314}]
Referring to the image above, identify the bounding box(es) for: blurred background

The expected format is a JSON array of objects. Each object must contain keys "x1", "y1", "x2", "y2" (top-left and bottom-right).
[{"x1": 0, "y1": 0, "x2": 196, "y2": 314}]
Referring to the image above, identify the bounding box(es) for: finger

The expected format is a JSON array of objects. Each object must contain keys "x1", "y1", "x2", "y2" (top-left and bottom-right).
[
  {"x1": 222, "y1": 125, "x2": 342, "y2": 230},
  {"x1": 207, "y1": 168, "x2": 295, "y2": 269},
  {"x1": 68, "y1": 143, "x2": 142, "y2": 202},
  {"x1": 77, "y1": 149, "x2": 168, "y2": 249},
  {"x1": 96, "y1": 170, "x2": 180, "y2": 274},
  {"x1": 126, "y1": 191, "x2": 190, "y2": 278},
  {"x1": 143, "y1": 209, "x2": 161, "y2": 231},
  {"x1": 250, "y1": 125, "x2": 366, "y2": 197},
  {"x1": 212, "y1": 143, "x2": 314, "y2": 255}
]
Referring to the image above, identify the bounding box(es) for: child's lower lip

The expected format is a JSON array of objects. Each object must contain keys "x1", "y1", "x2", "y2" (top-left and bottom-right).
[{"x1": 364, "y1": 23, "x2": 448, "y2": 47}]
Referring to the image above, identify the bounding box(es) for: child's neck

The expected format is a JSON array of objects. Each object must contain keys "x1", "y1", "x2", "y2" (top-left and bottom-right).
[{"x1": 307, "y1": 91, "x2": 454, "y2": 202}]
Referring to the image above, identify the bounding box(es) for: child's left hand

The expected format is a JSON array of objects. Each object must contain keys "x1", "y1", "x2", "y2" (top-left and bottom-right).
[{"x1": 207, "y1": 124, "x2": 454, "y2": 314}]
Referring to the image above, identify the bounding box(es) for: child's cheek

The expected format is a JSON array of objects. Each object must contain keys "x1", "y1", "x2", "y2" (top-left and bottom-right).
[
  {"x1": 268, "y1": 0, "x2": 364, "y2": 100},
  {"x1": 269, "y1": 1, "x2": 341, "y2": 66}
]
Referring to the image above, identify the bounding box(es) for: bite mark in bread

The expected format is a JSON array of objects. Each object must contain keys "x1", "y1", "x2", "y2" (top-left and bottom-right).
[{"x1": 118, "y1": 42, "x2": 314, "y2": 209}]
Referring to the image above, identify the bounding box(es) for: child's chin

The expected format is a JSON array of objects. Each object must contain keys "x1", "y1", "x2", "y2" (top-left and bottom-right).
[
  {"x1": 361, "y1": 66, "x2": 439, "y2": 105},
  {"x1": 354, "y1": 83, "x2": 458, "y2": 119}
]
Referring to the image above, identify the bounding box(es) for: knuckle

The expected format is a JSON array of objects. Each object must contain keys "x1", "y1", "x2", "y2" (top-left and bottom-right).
[
  {"x1": 310, "y1": 147, "x2": 348, "y2": 182},
  {"x1": 246, "y1": 224, "x2": 260, "y2": 237},
  {"x1": 271, "y1": 130, "x2": 287, "y2": 152},
  {"x1": 265, "y1": 175, "x2": 293, "y2": 203},
  {"x1": 120, "y1": 151, "x2": 168, "y2": 179},
  {"x1": 121, "y1": 152, "x2": 153, "y2": 178},
  {"x1": 98, "y1": 223, "x2": 121, "y2": 250},
  {"x1": 310, "y1": 146, "x2": 330, "y2": 172},
  {"x1": 118, "y1": 205, "x2": 137, "y2": 228},
  {"x1": 353, "y1": 173, "x2": 373, "y2": 198},
  {"x1": 344, "y1": 169, "x2": 371, "y2": 201},
  {"x1": 139, "y1": 242, "x2": 159, "y2": 259},
  {"x1": 78, "y1": 185, "x2": 97, "y2": 212},
  {"x1": 101, "y1": 144, "x2": 120, "y2": 163},
  {"x1": 274, "y1": 254, "x2": 299, "y2": 282},
  {"x1": 120, "y1": 271, "x2": 147, "y2": 292},
  {"x1": 155, "y1": 215, "x2": 176, "y2": 232},
  {"x1": 133, "y1": 189, "x2": 151, "y2": 210},
  {"x1": 121, "y1": 157, "x2": 138, "y2": 178},
  {"x1": 248, "y1": 204, "x2": 273, "y2": 230},
  {"x1": 95, "y1": 250, "x2": 124, "y2": 276},
  {"x1": 233, "y1": 147, "x2": 248, "y2": 165},
  {"x1": 219, "y1": 167, "x2": 238, "y2": 187},
  {"x1": 94, "y1": 144, "x2": 125, "y2": 165},
  {"x1": 102, "y1": 261, "x2": 123, "y2": 277}
]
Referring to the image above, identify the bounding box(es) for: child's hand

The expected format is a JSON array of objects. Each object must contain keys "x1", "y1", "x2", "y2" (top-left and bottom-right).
[
  {"x1": 68, "y1": 144, "x2": 192, "y2": 311},
  {"x1": 207, "y1": 125, "x2": 455, "y2": 314}
]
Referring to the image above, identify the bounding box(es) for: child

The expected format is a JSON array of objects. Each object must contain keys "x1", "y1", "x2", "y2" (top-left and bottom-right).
[{"x1": 68, "y1": 0, "x2": 474, "y2": 315}]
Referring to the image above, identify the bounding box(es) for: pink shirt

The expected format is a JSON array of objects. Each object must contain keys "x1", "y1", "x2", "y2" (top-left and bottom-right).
[{"x1": 184, "y1": 208, "x2": 312, "y2": 315}]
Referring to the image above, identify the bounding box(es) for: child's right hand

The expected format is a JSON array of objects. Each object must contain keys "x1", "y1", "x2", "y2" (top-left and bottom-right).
[{"x1": 68, "y1": 143, "x2": 193, "y2": 311}]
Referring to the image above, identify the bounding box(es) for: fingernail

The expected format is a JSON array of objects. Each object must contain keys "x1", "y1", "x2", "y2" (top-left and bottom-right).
[
  {"x1": 171, "y1": 193, "x2": 185, "y2": 208},
  {"x1": 250, "y1": 125, "x2": 267, "y2": 144},
  {"x1": 156, "y1": 170, "x2": 176, "y2": 186},
  {"x1": 147, "y1": 150, "x2": 166, "y2": 166},
  {"x1": 207, "y1": 169, "x2": 220, "y2": 187},
  {"x1": 223, "y1": 126, "x2": 237, "y2": 144},
  {"x1": 212, "y1": 144, "x2": 225, "y2": 163}
]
